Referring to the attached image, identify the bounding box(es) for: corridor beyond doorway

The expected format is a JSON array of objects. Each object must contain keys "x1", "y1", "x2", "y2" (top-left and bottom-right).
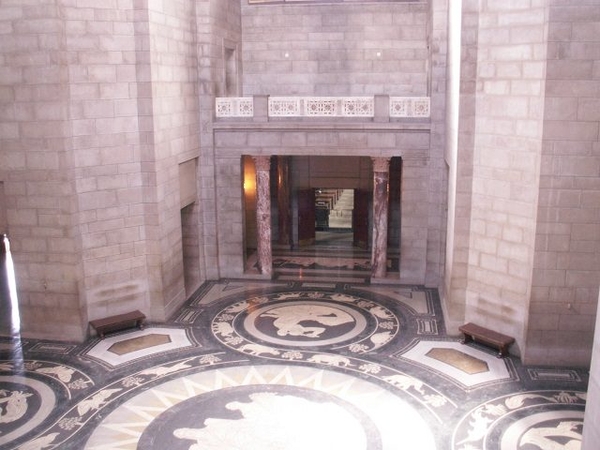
[
  {"x1": 315, "y1": 188, "x2": 353, "y2": 247},
  {"x1": 275, "y1": 188, "x2": 370, "y2": 283}
]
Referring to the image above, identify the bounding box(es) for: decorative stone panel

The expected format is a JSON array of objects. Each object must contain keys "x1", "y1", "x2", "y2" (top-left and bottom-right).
[
  {"x1": 269, "y1": 97, "x2": 375, "y2": 118},
  {"x1": 389, "y1": 97, "x2": 430, "y2": 118},
  {"x1": 217, "y1": 96, "x2": 430, "y2": 119},
  {"x1": 215, "y1": 97, "x2": 254, "y2": 118}
]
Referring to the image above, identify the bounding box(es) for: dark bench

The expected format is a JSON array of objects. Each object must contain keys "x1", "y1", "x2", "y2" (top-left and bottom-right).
[
  {"x1": 459, "y1": 322, "x2": 515, "y2": 358},
  {"x1": 89, "y1": 310, "x2": 146, "y2": 339}
]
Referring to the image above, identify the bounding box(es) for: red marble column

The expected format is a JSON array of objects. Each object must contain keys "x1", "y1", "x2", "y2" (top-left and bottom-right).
[
  {"x1": 253, "y1": 156, "x2": 272, "y2": 276},
  {"x1": 371, "y1": 157, "x2": 391, "y2": 279}
]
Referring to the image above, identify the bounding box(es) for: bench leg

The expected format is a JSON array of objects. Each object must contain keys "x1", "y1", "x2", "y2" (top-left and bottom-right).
[
  {"x1": 497, "y1": 345, "x2": 508, "y2": 358},
  {"x1": 461, "y1": 333, "x2": 473, "y2": 345}
]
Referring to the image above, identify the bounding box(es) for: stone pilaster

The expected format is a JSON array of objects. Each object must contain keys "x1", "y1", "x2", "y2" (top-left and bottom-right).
[
  {"x1": 253, "y1": 156, "x2": 273, "y2": 276},
  {"x1": 371, "y1": 157, "x2": 391, "y2": 279}
]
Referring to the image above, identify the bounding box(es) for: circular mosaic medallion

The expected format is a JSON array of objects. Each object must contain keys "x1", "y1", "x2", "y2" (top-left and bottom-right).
[
  {"x1": 0, "y1": 376, "x2": 57, "y2": 445},
  {"x1": 244, "y1": 301, "x2": 368, "y2": 347},
  {"x1": 84, "y1": 365, "x2": 438, "y2": 450},
  {"x1": 452, "y1": 390, "x2": 586, "y2": 450},
  {"x1": 138, "y1": 385, "x2": 381, "y2": 450},
  {"x1": 212, "y1": 291, "x2": 399, "y2": 357}
]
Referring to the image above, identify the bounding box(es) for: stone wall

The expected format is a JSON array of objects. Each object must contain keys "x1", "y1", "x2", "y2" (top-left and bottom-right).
[
  {"x1": 0, "y1": 0, "x2": 82, "y2": 339},
  {"x1": 454, "y1": 1, "x2": 549, "y2": 359},
  {"x1": 241, "y1": 1, "x2": 429, "y2": 96},
  {"x1": 0, "y1": 0, "x2": 226, "y2": 340},
  {"x1": 528, "y1": 2, "x2": 600, "y2": 365},
  {"x1": 144, "y1": 0, "x2": 202, "y2": 320},
  {"x1": 196, "y1": 0, "x2": 243, "y2": 281},
  {"x1": 444, "y1": 0, "x2": 600, "y2": 366},
  {"x1": 68, "y1": 1, "x2": 150, "y2": 331}
]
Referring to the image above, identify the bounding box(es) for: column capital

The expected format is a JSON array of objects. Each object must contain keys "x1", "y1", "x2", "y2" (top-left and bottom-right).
[
  {"x1": 371, "y1": 157, "x2": 391, "y2": 173},
  {"x1": 252, "y1": 155, "x2": 271, "y2": 172}
]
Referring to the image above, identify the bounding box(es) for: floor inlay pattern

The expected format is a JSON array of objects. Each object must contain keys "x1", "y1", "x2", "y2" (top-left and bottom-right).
[{"x1": 0, "y1": 280, "x2": 590, "y2": 449}]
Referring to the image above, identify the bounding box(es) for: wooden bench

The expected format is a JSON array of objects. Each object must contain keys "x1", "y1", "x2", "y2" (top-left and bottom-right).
[
  {"x1": 459, "y1": 322, "x2": 515, "y2": 358},
  {"x1": 89, "y1": 310, "x2": 146, "y2": 339}
]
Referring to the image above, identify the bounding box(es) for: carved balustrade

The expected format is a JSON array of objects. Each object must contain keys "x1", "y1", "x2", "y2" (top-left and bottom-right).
[{"x1": 215, "y1": 95, "x2": 430, "y2": 120}]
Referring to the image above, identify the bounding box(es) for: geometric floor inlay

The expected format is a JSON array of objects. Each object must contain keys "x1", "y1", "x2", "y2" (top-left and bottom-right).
[
  {"x1": 84, "y1": 327, "x2": 195, "y2": 368},
  {"x1": 426, "y1": 348, "x2": 489, "y2": 375},
  {"x1": 0, "y1": 279, "x2": 590, "y2": 449},
  {"x1": 108, "y1": 333, "x2": 172, "y2": 356},
  {"x1": 400, "y1": 340, "x2": 514, "y2": 389}
]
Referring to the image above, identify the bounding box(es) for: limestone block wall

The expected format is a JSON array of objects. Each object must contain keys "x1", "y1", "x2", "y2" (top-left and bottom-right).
[
  {"x1": 461, "y1": 2, "x2": 550, "y2": 357},
  {"x1": 0, "y1": 1, "x2": 83, "y2": 340},
  {"x1": 65, "y1": 1, "x2": 154, "y2": 333},
  {"x1": 0, "y1": 0, "x2": 225, "y2": 340},
  {"x1": 528, "y1": 2, "x2": 600, "y2": 366},
  {"x1": 144, "y1": 0, "x2": 202, "y2": 320},
  {"x1": 241, "y1": 1, "x2": 429, "y2": 96},
  {"x1": 196, "y1": 0, "x2": 243, "y2": 280}
]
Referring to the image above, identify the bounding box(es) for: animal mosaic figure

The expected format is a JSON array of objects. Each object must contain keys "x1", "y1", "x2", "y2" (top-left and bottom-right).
[
  {"x1": 369, "y1": 306, "x2": 394, "y2": 320},
  {"x1": 77, "y1": 389, "x2": 121, "y2": 416},
  {"x1": 17, "y1": 432, "x2": 59, "y2": 450},
  {"x1": 329, "y1": 293, "x2": 356, "y2": 303},
  {"x1": 261, "y1": 305, "x2": 353, "y2": 338},
  {"x1": 307, "y1": 354, "x2": 352, "y2": 367},
  {"x1": 519, "y1": 421, "x2": 582, "y2": 450},
  {"x1": 370, "y1": 331, "x2": 393, "y2": 346},
  {"x1": 212, "y1": 321, "x2": 235, "y2": 337},
  {"x1": 36, "y1": 365, "x2": 75, "y2": 383},
  {"x1": 383, "y1": 374, "x2": 426, "y2": 395},
  {"x1": 225, "y1": 301, "x2": 248, "y2": 313},
  {"x1": 140, "y1": 359, "x2": 194, "y2": 378},
  {"x1": 274, "y1": 292, "x2": 303, "y2": 300},
  {"x1": 238, "y1": 343, "x2": 280, "y2": 356},
  {"x1": 0, "y1": 390, "x2": 32, "y2": 424}
]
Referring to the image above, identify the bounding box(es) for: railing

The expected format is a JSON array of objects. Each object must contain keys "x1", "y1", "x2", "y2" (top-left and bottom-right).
[
  {"x1": 389, "y1": 97, "x2": 430, "y2": 118},
  {"x1": 215, "y1": 96, "x2": 430, "y2": 119},
  {"x1": 215, "y1": 97, "x2": 254, "y2": 117},
  {"x1": 268, "y1": 97, "x2": 375, "y2": 117}
]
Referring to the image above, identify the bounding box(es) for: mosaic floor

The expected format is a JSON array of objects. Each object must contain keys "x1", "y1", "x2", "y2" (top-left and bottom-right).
[{"x1": 0, "y1": 279, "x2": 589, "y2": 450}]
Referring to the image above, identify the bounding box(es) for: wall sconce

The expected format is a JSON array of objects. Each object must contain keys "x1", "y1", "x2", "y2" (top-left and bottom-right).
[
  {"x1": 284, "y1": 52, "x2": 290, "y2": 59},
  {"x1": 244, "y1": 174, "x2": 256, "y2": 194}
]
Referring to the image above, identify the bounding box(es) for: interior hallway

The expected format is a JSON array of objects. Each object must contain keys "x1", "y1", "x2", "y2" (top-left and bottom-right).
[{"x1": 0, "y1": 241, "x2": 588, "y2": 449}]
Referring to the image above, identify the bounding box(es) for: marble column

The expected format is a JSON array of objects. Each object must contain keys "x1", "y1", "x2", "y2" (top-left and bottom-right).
[
  {"x1": 253, "y1": 156, "x2": 272, "y2": 276},
  {"x1": 371, "y1": 157, "x2": 391, "y2": 279}
]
